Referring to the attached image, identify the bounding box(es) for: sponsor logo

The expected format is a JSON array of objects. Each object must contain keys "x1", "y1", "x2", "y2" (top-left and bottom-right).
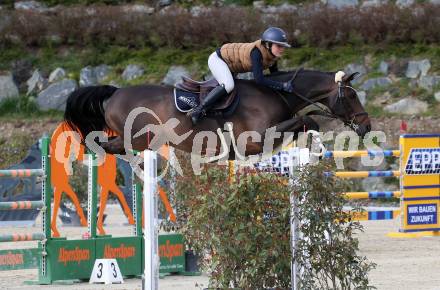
[
  {"x1": 159, "y1": 240, "x2": 184, "y2": 262},
  {"x1": 58, "y1": 247, "x2": 90, "y2": 265},
  {"x1": 103, "y1": 244, "x2": 136, "y2": 260}
]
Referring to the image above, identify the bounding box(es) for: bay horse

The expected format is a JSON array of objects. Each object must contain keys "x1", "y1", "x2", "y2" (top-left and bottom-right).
[{"x1": 64, "y1": 69, "x2": 371, "y2": 160}]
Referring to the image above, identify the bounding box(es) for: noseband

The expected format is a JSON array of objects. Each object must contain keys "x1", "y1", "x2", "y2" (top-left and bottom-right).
[{"x1": 337, "y1": 83, "x2": 369, "y2": 131}]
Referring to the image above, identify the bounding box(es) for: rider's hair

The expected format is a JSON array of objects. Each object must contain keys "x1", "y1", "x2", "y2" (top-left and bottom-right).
[{"x1": 262, "y1": 40, "x2": 275, "y2": 57}]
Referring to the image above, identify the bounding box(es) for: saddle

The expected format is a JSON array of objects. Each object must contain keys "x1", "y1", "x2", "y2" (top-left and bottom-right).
[{"x1": 175, "y1": 76, "x2": 237, "y2": 111}]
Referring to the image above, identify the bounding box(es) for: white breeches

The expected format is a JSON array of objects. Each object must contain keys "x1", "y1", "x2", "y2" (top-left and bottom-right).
[{"x1": 208, "y1": 52, "x2": 235, "y2": 93}]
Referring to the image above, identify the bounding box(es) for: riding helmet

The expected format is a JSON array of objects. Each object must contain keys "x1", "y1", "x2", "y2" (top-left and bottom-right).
[{"x1": 261, "y1": 27, "x2": 291, "y2": 48}]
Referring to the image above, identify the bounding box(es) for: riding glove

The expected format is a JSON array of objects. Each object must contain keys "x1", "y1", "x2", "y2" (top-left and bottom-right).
[{"x1": 283, "y1": 81, "x2": 294, "y2": 93}]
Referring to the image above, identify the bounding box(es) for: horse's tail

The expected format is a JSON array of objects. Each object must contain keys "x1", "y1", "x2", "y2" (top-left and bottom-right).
[{"x1": 64, "y1": 85, "x2": 118, "y2": 140}]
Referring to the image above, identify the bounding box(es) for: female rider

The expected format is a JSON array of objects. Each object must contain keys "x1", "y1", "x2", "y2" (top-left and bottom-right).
[{"x1": 189, "y1": 27, "x2": 294, "y2": 125}]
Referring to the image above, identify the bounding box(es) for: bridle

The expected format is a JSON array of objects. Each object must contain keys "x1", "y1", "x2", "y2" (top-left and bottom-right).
[
  {"x1": 336, "y1": 83, "x2": 369, "y2": 131},
  {"x1": 276, "y1": 69, "x2": 369, "y2": 131}
]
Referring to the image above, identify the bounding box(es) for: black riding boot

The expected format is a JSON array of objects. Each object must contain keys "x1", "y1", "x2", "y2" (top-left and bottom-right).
[{"x1": 190, "y1": 85, "x2": 228, "y2": 125}]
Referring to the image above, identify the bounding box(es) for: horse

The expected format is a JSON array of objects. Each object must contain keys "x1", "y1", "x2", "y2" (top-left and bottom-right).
[{"x1": 63, "y1": 69, "x2": 371, "y2": 160}]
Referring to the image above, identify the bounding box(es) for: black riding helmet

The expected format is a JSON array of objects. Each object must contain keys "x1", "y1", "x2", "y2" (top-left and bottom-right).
[{"x1": 261, "y1": 27, "x2": 291, "y2": 48}]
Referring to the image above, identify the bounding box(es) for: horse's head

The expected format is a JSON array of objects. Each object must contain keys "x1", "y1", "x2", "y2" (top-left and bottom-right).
[
  {"x1": 326, "y1": 71, "x2": 371, "y2": 137},
  {"x1": 266, "y1": 69, "x2": 371, "y2": 137}
]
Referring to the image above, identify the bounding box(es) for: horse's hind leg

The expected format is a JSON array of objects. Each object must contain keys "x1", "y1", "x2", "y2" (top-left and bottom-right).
[{"x1": 100, "y1": 136, "x2": 126, "y2": 155}]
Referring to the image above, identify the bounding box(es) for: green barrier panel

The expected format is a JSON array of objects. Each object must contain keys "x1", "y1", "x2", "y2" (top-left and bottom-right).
[
  {"x1": 0, "y1": 248, "x2": 39, "y2": 270},
  {"x1": 158, "y1": 234, "x2": 185, "y2": 274}
]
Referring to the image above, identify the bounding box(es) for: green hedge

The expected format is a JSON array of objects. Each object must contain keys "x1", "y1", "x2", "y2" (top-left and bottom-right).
[{"x1": 168, "y1": 157, "x2": 375, "y2": 288}]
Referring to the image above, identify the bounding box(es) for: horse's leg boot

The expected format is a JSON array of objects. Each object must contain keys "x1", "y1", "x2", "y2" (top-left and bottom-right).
[{"x1": 191, "y1": 85, "x2": 228, "y2": 125}]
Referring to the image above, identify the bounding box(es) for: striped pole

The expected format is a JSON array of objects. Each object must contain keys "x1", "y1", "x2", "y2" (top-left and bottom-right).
[
  {"x1": 0, "y1": 233, "x2": 45, "y2": 243},
  {"x1": 324, "y1": 150, "x2": 400, "y2": 158},
  {"x1": 0, "y1": 169, "x2": 44, "y2": 178},
  {"x1": 87, "y1": 152, "x2": 98, "y2": 239},
  {"x1": 143, "y1": 150, "x2": 159, "y2": 290},
  {"x1": 325, "y1": 170, "x2": 400, "y2": 178},
  {"x1": 343, "y1": 191, "x2": 401, "y2": 199},
  {"x1": 40, "y1": 136, "x2": 51, "y2": 281},
  {"x1": 350, "y1": 210, "x2": 400, "y2": 221},
  {"x1": 0, "y1": 201, "x2": 45, "y2": 210}
]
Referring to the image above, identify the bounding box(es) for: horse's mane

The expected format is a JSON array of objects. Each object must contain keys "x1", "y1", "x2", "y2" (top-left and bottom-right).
[
  {"x1": 268, "y1": 69, "x2": 335, "y2": 78},
  {"x1": 265, "y1": 69, "x2": 335, "y2": 83}
]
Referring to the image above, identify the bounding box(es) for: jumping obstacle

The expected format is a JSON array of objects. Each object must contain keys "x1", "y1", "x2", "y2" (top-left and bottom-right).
[
  {"x1": 143, "y1": 150, "x2": 159, "y2": 290},
  {"x1": 0, "y1": 134, "x2": 190, "y2": 284},
  {"x1": 323, "y1": 148, "x2": 401, "y2": 221},
  {"x1": 324, "y1": 134, "x2": 440, "y2": 234},
  {"x1": 0, "y1": 137, "x2": 51, "y2": 276},
  {"x1": 290, "y1": 134, "x2": 440, "y2": 290}
]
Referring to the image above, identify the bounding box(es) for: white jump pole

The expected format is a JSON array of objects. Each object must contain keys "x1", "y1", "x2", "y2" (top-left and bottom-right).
[
  {"x1": 289, "y1": 147, "x2": 310, "y2": 290},
  {"x1": 143, "y1": 150, "x2": 159, "y2": 290}
]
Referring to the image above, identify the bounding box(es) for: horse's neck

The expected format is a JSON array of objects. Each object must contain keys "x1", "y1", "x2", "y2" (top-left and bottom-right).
[{"x1": 291, "y1": 72, "x2": 336, "y2": 112}]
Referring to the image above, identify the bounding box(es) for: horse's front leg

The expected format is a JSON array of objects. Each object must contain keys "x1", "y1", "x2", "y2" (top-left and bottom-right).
[
  {"x1": 100, "y1": 136, "x2": 126, "y2": 155},
  {"x1": 257, "y1": 116, "x2": 319, "y2": 150},
  {"x1": 232, "y1": 116, "x2": 319, "y2": 159},
  {"x1": 271, "y1": 116, "x2": 319, "y2": 135}
]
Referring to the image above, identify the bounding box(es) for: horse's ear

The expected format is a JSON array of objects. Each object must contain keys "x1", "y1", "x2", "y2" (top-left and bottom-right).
[{"x1": 342, "y1": 72, "x2": 360, "y2": 83}]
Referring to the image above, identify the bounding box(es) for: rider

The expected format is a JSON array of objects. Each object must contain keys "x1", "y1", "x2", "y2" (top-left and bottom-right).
[{"x1": 189, "y1": 27, "x2": 294, "y2": 125}]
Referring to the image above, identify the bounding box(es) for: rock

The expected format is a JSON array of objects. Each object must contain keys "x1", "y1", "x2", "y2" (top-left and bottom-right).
[
  {"x1": 360, "y1": 77, "x2": 392, "y2": 91},
  {"x1": 10, "y1": 59, "x2": 33, "y2": 90},
  {"x1": 344, "y1": 63, "x2": 367, "y2": 84},
  {"x1": 429, "y1": 0, "x2": 440, "y2": 4},
  {"x1": 388, "y1": 59, "x2": 408, "y2": 77},
  {"x1": 379, "y1": 61, "x2": 389, "y2": 75},
  {"x1": 384, "y1": 98, "x2": 428, "y2": 115},
  {"x1": 122, "y1": 64, "x2": 144, "y2": 81},
  {"x1": 395, "y1": 0, "x2": 414, "y2": 8},
  {"x1": 324, "y1": 0, "x2": 359, "y2": 9},
  {"x1": 122, "y1": 4, "x2": 155, "y2": 14},
  {"x1": 372, "y1": 91, "x2": 392, "y2": 106},
  {"x1": 0, "y1": 73, "x2": 19, "y2": 102},
  {"x1": 79, "y1": 66, "x2": 97, "y2": 87},
  {"x1": 418, "y1": 75, "x2": 440, "y2": 91},
  {"x1": 94, "y1": 65, "x2": 111, "y2": 83},
  {"x1": 278, "y1": 3, "x2": 297, "y2": 12},
  {"x1": 418, "y1": 59, "x2": 431, "y2": 76},
  {"x1": 236, "y1": 72, "x2": 254, "y2": 80},
  {"x1": 405, "y1": 61, "x2": 420, "y2": 78},
  {"x1": 357, "y1": 91, "x2": 367, "y2": 106},
  {"x1": 434, "y1": 91, "x2": 440, "y2": 103},
  {"x1": 14, "y1": 1, "x2": 48, "y2": 12},
  {"x1": 108, "y1": 81, "x2": 122, "y2": 88},
  {"x1": 361, "y1": 0, "x2": 387, "y2": 8},
  {"x1": 48, "y1": 68, "x2": 66, "y2": 83},
  {"x1": 162, "y1": 66, "x2": 190, "y2": 86},
  {"x1": 364, "y1": 54, "x2": 374, "y2": 69},
  {"x1": 261, "y1": 3, "x2": 297, "y2": 13},
  {"x1": 37, "y1": 79, "x2": 77, "y2": 111},
  {"x1": 405, "y1": 59, "x2": 431, "y2": 79},
  {"x1": 253, "y1": 1, "x2": 265, "y2": 9},
  {"x1": 26, "y1": 69, "x2": 47, "y2": 95},
  {"x1": 190, "y1": 6, "x2": 210, "y2": 16},
  {"x1": 158, "y1": 0, "x2": 173, "y2": 7},
  {"x1": 259, "y1": 5, "x2": 279, "y2": 13},
  {"x1": 78, "y1": 65, "x2": 111, "y2": 86}
]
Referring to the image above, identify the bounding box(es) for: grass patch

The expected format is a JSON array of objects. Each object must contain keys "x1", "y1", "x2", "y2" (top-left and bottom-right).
[
  {"x1": 0, "y1": 96, "x2": 63, "y2": 119},
  {"x1": 0, "y1": 133, "x2": 38, "y2": 168},
  {"x1": 1, "y1": 43, "x2": 438, "y2": 77},
  {"x1": 0, "y1": 43, "x2": 438, "y2": 118}
]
